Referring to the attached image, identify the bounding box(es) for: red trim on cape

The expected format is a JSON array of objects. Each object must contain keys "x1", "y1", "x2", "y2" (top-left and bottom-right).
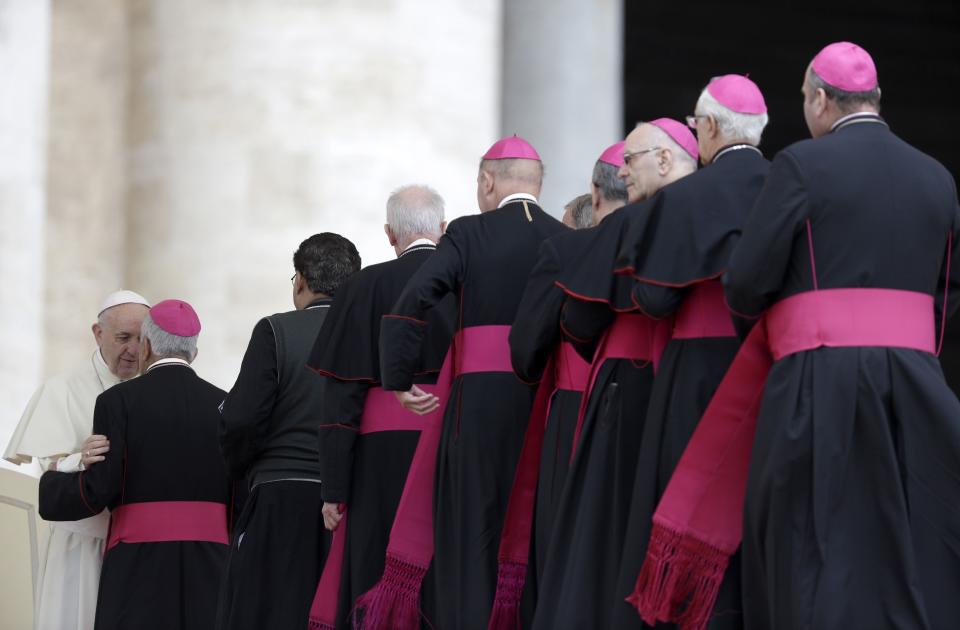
[
  {"x1": 554, "y1": 280, "x2": 638, "y2": 314},
  {"x1": 319, "y1": 423, "x2": 360, "y2": 432},
  {"x1": 382, "y1": 314, "x2": 429, "y2": 325},
  {"x1": 77, "y1": 472, "x2": 96, "y2": 515}
]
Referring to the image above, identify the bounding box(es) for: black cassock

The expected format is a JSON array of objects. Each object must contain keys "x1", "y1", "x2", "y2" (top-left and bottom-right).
[
  {"x1": 532, "y1": 208, "x2": 659, "y2": 630},
  {"x1": 216, "y1": 297, "x2": 333, "y2": 630},
  {"x1": 726, "y1": 114, "x2": 960, "y2": 629},
  {"x1": 39, "y1": 361, "x2": 231, "y2": 630},
  {"x1": 610, "y1": 146, "x2": 770, "y2": 630},
  {"x1": 509, "y1": 235, "x2": 591, "y2": 616},
  {"x1": 307, "y1": 242, "x2": 455, "y2": 628},
  {"x1": 380, "y1": 200, "x2": 567, "y2": 630}
]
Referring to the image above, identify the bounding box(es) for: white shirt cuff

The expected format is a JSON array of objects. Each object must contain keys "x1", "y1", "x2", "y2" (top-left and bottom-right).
[{"x1": 56, "y1": 452, "x2": 85, "y2": 473}]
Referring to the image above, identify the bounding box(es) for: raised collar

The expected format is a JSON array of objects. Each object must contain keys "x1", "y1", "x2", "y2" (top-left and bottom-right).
[
  {"x1": 400, "y1": 238, "x2": 438, "y2": 258},
  {"x1": 713, "y1": 144, "x2": 763, "y2": 162},
  {"x1": 305, "y1": 297, "x2": 333, "y2": 310},
  {"x1": 146, "y1": 357, "x2": 193, "y2": 373},
  {"x1": 831, "y1": 112, "x2": 887, "y2": 133},
  {"x1": 497, "y1": 192, "x2": 538, "y2": 208}
]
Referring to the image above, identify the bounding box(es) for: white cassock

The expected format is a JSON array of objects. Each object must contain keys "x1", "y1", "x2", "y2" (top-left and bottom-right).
[{"x1": 3, "y1": 349, "x2": 120, "y2": 630}]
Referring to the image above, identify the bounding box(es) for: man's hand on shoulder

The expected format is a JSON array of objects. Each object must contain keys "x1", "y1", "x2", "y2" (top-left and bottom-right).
[{"x1": 80, "y1": 434, "x2": 110, "y2": 469}]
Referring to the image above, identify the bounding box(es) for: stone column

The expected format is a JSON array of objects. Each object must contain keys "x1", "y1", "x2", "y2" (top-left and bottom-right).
[
  {"x1": 126, "y1": 0, "x2": 501, "y2": 389},
  {"x1": 502, "y1": 0, "x2": 623, "y2": 216},
  {"x1": 0, "y1": 0, "x2": 50, "y2": 452},
  {"x1": 43, "y1": 0, "x2": 130, "y2": 376}
]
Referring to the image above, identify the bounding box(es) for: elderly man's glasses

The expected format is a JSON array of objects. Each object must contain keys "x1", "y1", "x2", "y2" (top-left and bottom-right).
[
  {"x1": 290, "y1": 273, "x2": 297, "y2": 286},
  {"x1": 622, "y1": 147, "x2": 661, "y2": 165}
]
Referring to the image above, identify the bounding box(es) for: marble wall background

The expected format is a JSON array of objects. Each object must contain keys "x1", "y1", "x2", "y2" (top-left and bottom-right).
[{"x1": 0, "y1": 0, "x2": 622, "y2": 457}]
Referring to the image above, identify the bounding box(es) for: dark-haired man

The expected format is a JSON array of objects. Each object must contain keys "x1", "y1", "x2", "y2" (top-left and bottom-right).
[{"x1": 216, "y1": 232, "x2": 361, "y2": 630}]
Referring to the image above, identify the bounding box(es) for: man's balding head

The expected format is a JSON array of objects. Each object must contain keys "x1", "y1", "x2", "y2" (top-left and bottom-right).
[
  {"x1": 476, "y1": 158, "x2": 544, "y2": 213},
  {"x1": 93, "y1": 301, "x2": 150, "y2": 379}
]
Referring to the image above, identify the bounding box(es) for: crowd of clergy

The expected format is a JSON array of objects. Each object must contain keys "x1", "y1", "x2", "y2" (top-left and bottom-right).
[{"x1": 5, "y1": 40, "x2": 960, "y2": 630}]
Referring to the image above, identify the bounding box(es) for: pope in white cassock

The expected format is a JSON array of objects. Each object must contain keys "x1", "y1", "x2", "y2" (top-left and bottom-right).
[{"x1": 3, "y1": 290, "x2": 150, "y2": 630}]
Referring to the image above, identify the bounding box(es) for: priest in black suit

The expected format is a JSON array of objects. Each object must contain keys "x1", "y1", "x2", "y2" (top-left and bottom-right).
[
  {"x1": 216, "y1": 233, "x2": 360, "y2": 630},
  {"x1": 533, "y1": 120, "x2": 698, "y2": 630},
  {"x1": 629, "y1": 43, "x2": 960, "y2": 630},
  {"x1": 726, "y1": 43, "x2": 960, "y2": 630},
  {"x1": 492, "y1": 141, "x2": 627, "y2": 625},
  {"x1": 372, "y1": 136, "x2": 567, "y2": 630},
  {"x1": 305, "y1": 185, "x2": 455, "y2": 629},
  {"x1": 609, "y1": 74, "x2": 771, "y2": 630},
  {"x1": 39, "y1": 300, "x2": 231, "y2": 630}
]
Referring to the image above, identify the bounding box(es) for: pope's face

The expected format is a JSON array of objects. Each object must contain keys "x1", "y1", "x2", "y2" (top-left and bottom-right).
[
  {"x1": 618, "y1": 125, "x2": 663, "y2": 203},
  {"x1": 94, "y1": 303, "x2": 149, "y2": 379}
]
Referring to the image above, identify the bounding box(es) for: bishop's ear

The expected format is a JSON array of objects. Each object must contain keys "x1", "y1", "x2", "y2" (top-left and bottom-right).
[
  {"x1": 479, "y1": 168, "x2": 495, "y2": 193},
  {"x1": 814, "y1": 87, "x2": 829, "y2": 116},
  {"x1": 657, "y1": 147, "x2": 674, "y2": 176},
  {"x1": 383, "y1": 223, "x2": 397, "y2": 247},
  {"x1": 705, "y1": 114, "x2": 720, "y2": 140}
]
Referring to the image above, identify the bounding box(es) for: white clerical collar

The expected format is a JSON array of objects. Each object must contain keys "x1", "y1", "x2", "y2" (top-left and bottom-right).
[
  {"x1": 831, "y1": 112, "x2": 887, "y2": 133},
  {"x1": 146, "y1": 357, "x2": 193, "y2": 373},
  {"x1": 403, "y1": 238, "x2": 437, "y2": 251},
  {"x1": 713, "y1": 144, "x2": 763, "y2": 162},
  {"x1": 93, "y1": 349, "x2": 123, "y2": 388},
  {"x1": 497, "y1": 192, "x2": 538, "y2": 208},
  {"x1": 400, "y1": 238, "x2": 438, "y2": 258}
]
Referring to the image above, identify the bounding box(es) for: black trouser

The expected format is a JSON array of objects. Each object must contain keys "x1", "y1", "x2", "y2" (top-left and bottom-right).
[{"x1": 215, "y1": 480, "x2": 331, "y2": 630}]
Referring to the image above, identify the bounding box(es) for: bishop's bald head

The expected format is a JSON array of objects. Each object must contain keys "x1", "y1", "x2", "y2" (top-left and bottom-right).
[
  {"x1": 476, "y1": 135, "x2": 544, "y2": 212},
  {"x1": 803, "y1": 41, "x2": 881, "y2": 138},
  {"x1": 618, "y1": 118, "x2": 698, "y2": 203}
]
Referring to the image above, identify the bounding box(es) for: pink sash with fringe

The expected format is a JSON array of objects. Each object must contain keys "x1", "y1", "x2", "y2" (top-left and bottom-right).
[
  {"x1": 308, "y1": 385, "x2": 439, "y2": 629},
  {"x1": 313, "y1": 325, "x2": 513, "y2": 630},
  {"x1": 628, "y1": 288, "x2": 935, "y2": 630}
]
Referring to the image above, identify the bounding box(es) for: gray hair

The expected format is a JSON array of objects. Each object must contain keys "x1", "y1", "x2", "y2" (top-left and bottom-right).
[
  {"x1": 695, "y1": 88, "x2": 769, "y2": 146},
  {"x1": 807, "y1": 67, "x2": 881, "y2": 114},
  {"x1": 564, "y1": 193, "x2": 594, "y2": 229},
  {"x1": 591, "y1": 161, "x2": 628, "y2": 205},
  {"x1": 386, "y1": 185, "x2": 446, "y2": 239},
  {"x1": 141, "y1": 312, "x2": 198, "y2": 361}
]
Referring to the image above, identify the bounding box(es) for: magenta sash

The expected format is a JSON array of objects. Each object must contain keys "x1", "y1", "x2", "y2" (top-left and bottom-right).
[
  {"x1": 672, "y1": 280, "x2": 736, "y2": 340},
  {"x1": 554, "y1": 342, "x2": 591, "y2": 392},
  {"x1": 629, "y1": 288, "x2": 935, "y2": 630},
  {"x1": 487, "y1": 342, "x2": 590, "y2": 629},
  {"x1": 571, "y1": 313, "x2": 671, "y2": 455},
  {"x1": 308, "y1": 384, "x2": 442, "y2": 629},
  {"x1": 359, "y1": 386, "x2": 440, "y2": 434},
  {"x1": 106, "y1": 501, "x2": 228, "y2": 552},
  {"x1": 344, "y1": 325, "x2": 513, "y2": 630}
]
